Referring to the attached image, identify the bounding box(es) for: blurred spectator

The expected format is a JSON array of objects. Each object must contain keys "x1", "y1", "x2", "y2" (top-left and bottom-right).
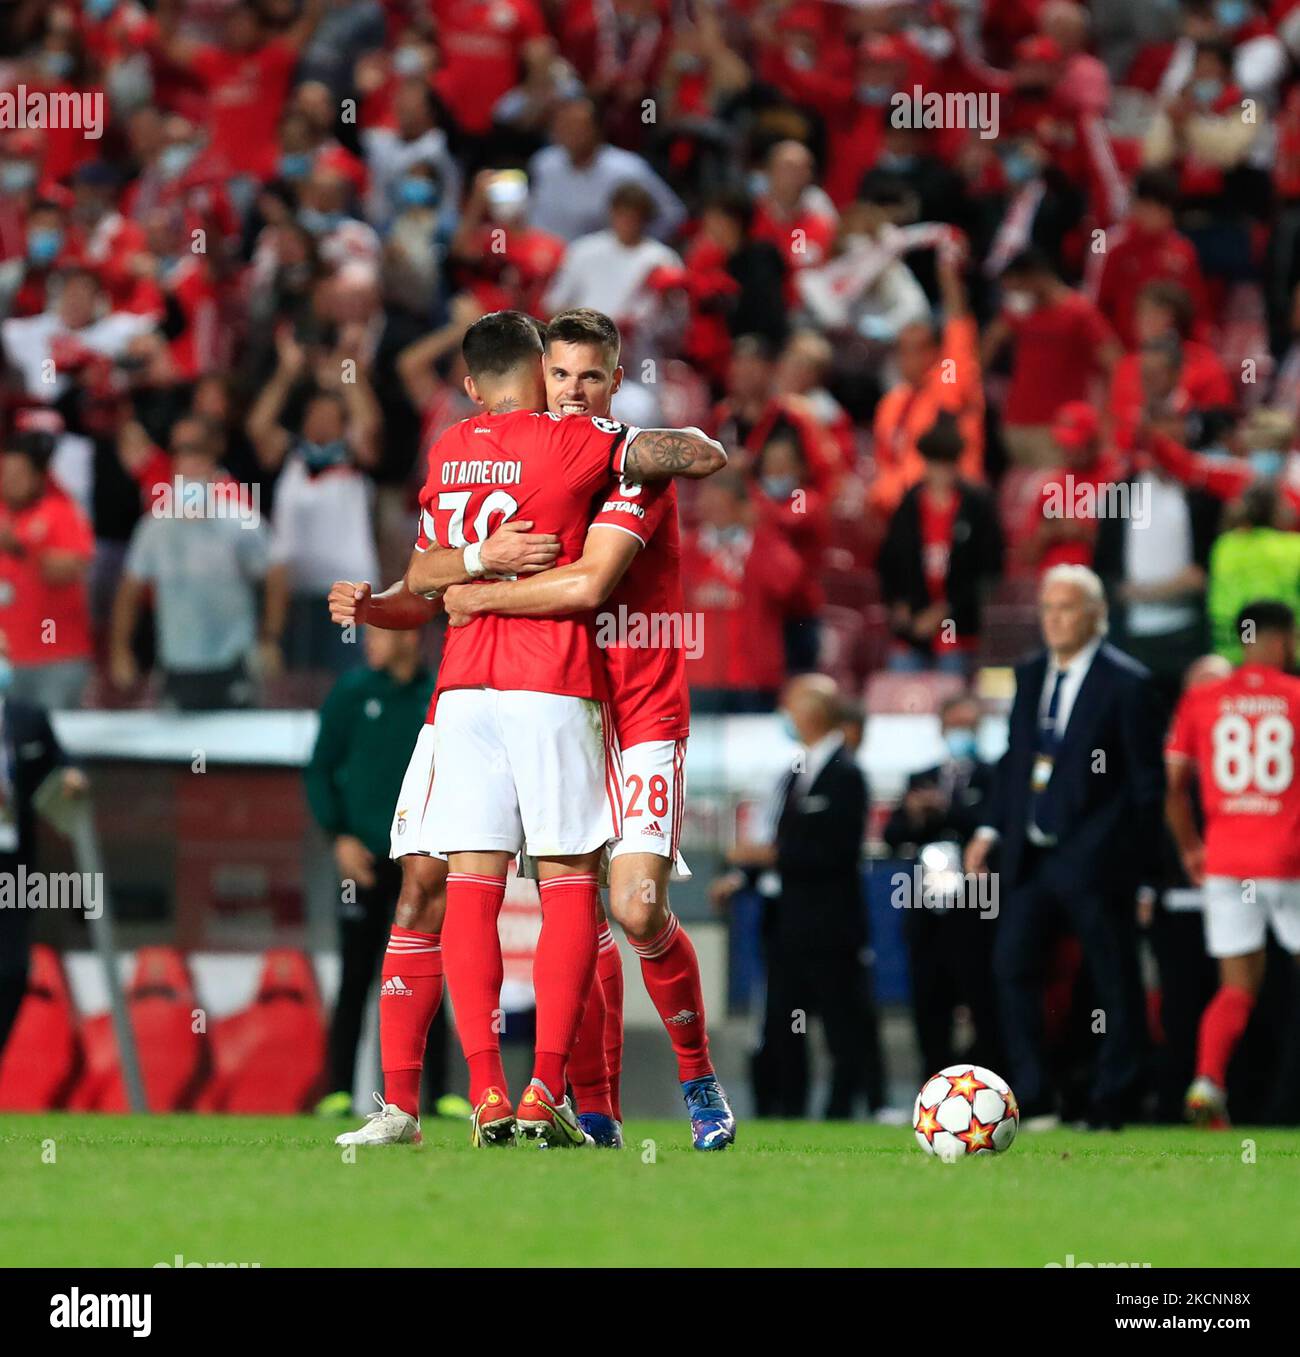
[
  {"x1": 0, "y1": 198, "x2": 71, "y2": 319},
  {"x1": 1206, "y1": 481, "x2": 1300, "y2": 664},
  {"x1": 1021, "y1": 402, "x2": 1123, "y2": 574},
  {"x1": 361, "y1": 79, "x2": 460, "y2": 233},
  {"x1": 870, "y1": 247, "x2": 983, "y2": 515},
  {"x1": 0, "y1": 631, "x2": 86, "y2": 1064},
  {"x1": 1093, "y1": 424, "x2": 1218, "y2": 706},
  {"x1": 543, "y1": 180, "x2": 684, "y2": 375},
  {"x1": 304, "y1": 624, "x2": 453, "y2": 1118},
  {"x1": 752, "y1": 424, "x2": 829, "y2": 676},
  {"x1": 879, "y1": 413, "x2": 1003, "y2": 676},
  {"x1": 983, "y1": 248, "x2": 1120, "y2": 466},
  {"x1": 527, "y1": 96, "x2": 686, "y2": 242},
  {"x1": 155, "y1": 0, "x2": 324, "y2": 199},
  {"x1": 1091, "y1": 170, "x2": 1207, "y2": 350},
  {"x1": 0, "y1": 429, "x2": 93, "y2": 711},
  {"x1": 432, "y1": 0, "x2": 552, "y2": 139},
  {"x1": 108, "y1": 417, "x2": 270, "y2": 710},
  {"x1": 246, "y1": 329, "x2": 381, "y2": 675},
  {"x1": 448, "y1": 170, "x2": 564, "y2": 318},
  {"x1": 680, "y1": 189, "x2": 788, "y2": 372},
  {"x1": 680, "y1": 467, "x2": 803, "y2": 714},
  {"x1": 1107, "y1": 282, "x2": 1235, "y2": 454},
  {"x1": 883, "y1": 692, "x2": 1003, "y2": 1077},
  {"x1": 715, "y1": 673, "x2": 883, "y2": 1118},
  {"x1": 751, "y1": 140, "x2": 838, "y2": 280}
]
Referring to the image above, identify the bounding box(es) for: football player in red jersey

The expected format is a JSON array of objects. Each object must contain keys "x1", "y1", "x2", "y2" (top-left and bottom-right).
[
  {"x1": 444, "y1": 309, "x2": 736, "y2": 1149},
  {"x1": 329, "y1": 507, "x2": 563, "y2": 1146},
  {"x1": 1166, "y1": 600, "x2": 1300, "y2": 1128},
  {"x1": 402, "y1": 311, "x2": 724, "y2": 1146}
]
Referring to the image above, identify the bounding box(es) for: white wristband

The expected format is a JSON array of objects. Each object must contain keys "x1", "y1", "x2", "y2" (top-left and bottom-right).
[{"x1": 463, "y1": 541, "x2": 486, "y2": 578}]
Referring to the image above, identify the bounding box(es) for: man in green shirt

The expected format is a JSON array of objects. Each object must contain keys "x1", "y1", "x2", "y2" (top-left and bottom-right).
[{"x1": 304, "y1": 625, "x2": 453, "y2": 1117}]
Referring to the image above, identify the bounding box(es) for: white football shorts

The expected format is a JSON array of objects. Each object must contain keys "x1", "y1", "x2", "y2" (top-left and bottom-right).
[
  {"x1": 389, "y1": 724, "x2": 446, "y2": 860},
  {"x1": 610, "y1": 738, "x2": 690, "y2": 877},
  {"x1": 1203, "y1": 875, "x2": 1300, "y2": 958},
  {"x1": 427, "y1": 688, "x2": 621, "y2": 857}
]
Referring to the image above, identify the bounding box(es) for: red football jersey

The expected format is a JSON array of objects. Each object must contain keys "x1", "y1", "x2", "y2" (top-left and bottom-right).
[
  {"x1": 1165, "y1": 663, "x2": 1300, "y2": 879},
  {"x1": 590, "y1": 478, "x2": 690, "y2": 746},
  {"x1": 417, "y1": 410, "x2": 634, "y2": 708}
]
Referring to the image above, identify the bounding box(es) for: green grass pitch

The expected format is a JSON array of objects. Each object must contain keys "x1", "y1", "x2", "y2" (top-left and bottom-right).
[{"x1": 1, "y1": 1115, "x2": 1296, "y2": 1268}]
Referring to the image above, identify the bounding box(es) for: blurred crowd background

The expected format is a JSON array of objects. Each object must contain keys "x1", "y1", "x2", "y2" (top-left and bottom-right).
[
  {"x1": 7, "y1": 0, "x2": 1300, "y2": 1122},
  {"x1": 10, "y1": 0, "x2": 1300, "y2": 712}
]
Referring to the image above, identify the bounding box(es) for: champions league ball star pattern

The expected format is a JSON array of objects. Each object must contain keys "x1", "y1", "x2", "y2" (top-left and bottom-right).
[{"x1": 912, "y1": 1064, "x2": 1019, "y2": 1158}]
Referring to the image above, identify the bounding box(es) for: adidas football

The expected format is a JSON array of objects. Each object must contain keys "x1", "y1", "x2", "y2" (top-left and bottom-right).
[{"x1": 912, "y1": 1064, "x2": 1019, "y2": 1159}]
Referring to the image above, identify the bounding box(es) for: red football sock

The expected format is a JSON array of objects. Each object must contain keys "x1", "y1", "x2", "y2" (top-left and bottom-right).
[
  {"x1": 1197, "y1": 985, "x2": 1255, "y2": 1087},
  {"x1": 531, "y1": 873, "x2": 599, "y2": 1098},
  {"x1": 380, "y1": 926, "x2": 443, "y2": 1118},
  {"x1": 568, "y1": 949, "x2": 612, "y2": 1118},
  {"x1": 597, "y1": 923, "x2": 625, "y2": 1122},
  {"x1": 632, "y1": 913, "x2": 713, "y2": 1083},
  {"x1": 441, "y1": 872, "x2": 507, "y2": 1106}
]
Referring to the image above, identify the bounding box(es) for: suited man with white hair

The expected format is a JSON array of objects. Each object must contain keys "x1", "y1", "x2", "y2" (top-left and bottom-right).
[{"x1": 965, "y1": 565, "x2": 1165, "y2": 1128}]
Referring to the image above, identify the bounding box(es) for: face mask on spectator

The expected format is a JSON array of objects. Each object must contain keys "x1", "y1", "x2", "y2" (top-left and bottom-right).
[
  {"x1": 396, "y1": 176, "x2": 439, "y2": 209},
  {"x1": 0, "y1": 658, "x2": 12, "y2": 694},
  {"x1": 107, "y1": 55, "x2": 152, "y2": 112},
  {"x1": 1, "y1": 162, "x2": 36, "y2": 193},
  {"x1": 299, "y1": 207, "x2": 344, "y2": 236},
  {"x1": 279, "y1": 152, "x2": 312, "y2": 181},
  {"x1": 41, "y1": 51, "x2": 74, "y2": 81},
  {"x1": 27, "y1": 228, "x2": 63, "y2": 267},
  {"x1": 1215, "y1": 0, "x2": 1248, "y2": 28},
  {"x1": 944, "y1": 728, "x2": 978, "y2": 762},
  {"x1": 84, "y1": 0, "x2": 118, "y2": 18},
  {"x1": 1002, "y1": 289, "x2": 1035, "y2": 317},
  {"x1": 779, "y1": 710, "x2": 799, "y2": 742},
  {"x1": 299, "y1": 437, "x2": 349, "y2": 472},
  {"x1": 761, "y1": 474, "x2": 797, "y2": 501},
  {"x1": 392, "y1": 46, "x2": 426, "y2": 78},
  {"x1": 1190, "y1": 78, "x2": 1222, "y2": 109},
  {"x1": 158, "y1": 144, "x2": 196, "y2": 181},
  {"x1": 1249, "y1": 449, "x2": 1286, "y2": 480},
  {"x1": 857, "y1": 83, "x2": 892, "y2": 106},
  {"x1": 1002, "y1": 150, "x2": 1039, "y2": 187}
]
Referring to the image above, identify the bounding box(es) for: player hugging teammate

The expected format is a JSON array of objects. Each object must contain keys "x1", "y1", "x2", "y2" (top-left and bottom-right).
[{"x1": 328, "y1": 308, "x2": 736, "y2": 1150}]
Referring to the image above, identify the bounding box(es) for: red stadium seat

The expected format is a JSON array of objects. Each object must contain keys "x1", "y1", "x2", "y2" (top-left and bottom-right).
[
  {"x1": 67, "y1": 947, "x2": 207, "y2": 1113},
  {"x1": 0, "y1": 946, "x2": 81, "y2": 1111},
  {"x1": 207, "y1": 950, "x2": 326, "y2": 1114}
]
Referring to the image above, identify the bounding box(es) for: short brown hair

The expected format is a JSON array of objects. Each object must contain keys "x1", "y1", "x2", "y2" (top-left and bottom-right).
[{"x1": 544, "y1": 308, "x2": 621, "y2": 370}]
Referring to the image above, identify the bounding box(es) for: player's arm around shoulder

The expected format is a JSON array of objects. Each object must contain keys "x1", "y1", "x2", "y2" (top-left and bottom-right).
[
  {"x1": 444, "y1": 525, "x2": 640, "y2": 625},
  {"x1": 621, "y1": 426, "x2": 728, "y2": 482}
]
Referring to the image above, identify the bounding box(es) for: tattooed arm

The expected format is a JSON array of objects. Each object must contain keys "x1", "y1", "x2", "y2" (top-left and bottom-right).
[{"x1": 621, "y1": 427, "x2": 727, "y2": 483}]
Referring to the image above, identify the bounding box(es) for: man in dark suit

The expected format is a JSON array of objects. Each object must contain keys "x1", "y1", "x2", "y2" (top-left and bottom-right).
[
  {"x1": 0, "y1": 632, "x2": 86, "y2": 1062},
  {"x1": 964, "y1": 565, "x2": 1165, "y2": 1128},
  {"x1": 885, "y1": 692, "x2": 1003, "y2": 1076},
  {"x1": 718, "y1": 674, "x2": 883, "y2": 1118}
]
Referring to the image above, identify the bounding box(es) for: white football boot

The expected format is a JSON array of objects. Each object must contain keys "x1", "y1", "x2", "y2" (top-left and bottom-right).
[{"x1": 334, "y1": 1092, "x2": 422, "y2": 1146}]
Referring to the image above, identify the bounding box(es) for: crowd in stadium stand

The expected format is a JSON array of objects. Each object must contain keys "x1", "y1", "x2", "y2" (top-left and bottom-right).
[{"x1": 4, "y1": 0, "x2": 1300, "y2": 717}]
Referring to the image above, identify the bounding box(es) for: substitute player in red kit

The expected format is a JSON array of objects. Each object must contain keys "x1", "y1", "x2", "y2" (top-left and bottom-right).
[
  {"x1": 404, "y1": 310, "x2": 725, "y2": 1147},
  {"x1": 446, "y1": 309, "x2": 736, "y2": 1150},
  {"x1": 1166, "y1": 600, "x2": 1300, "y2": 1128}
]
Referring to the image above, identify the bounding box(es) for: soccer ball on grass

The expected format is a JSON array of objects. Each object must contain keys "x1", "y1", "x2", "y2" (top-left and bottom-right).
[{"x1": 912, "y1": 1064, "x2": 1018, "y2": 1159}]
